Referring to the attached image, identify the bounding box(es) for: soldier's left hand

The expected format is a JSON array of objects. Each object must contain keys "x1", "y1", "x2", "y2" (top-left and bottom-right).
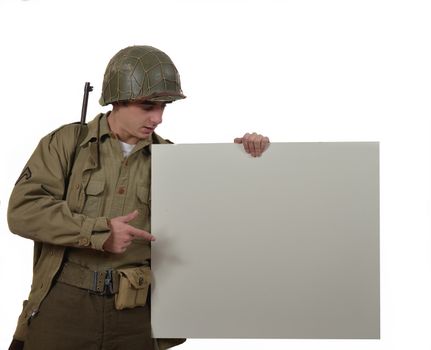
[{"x1": 234, "y1": 132, "x2": 270, "y2": 157}]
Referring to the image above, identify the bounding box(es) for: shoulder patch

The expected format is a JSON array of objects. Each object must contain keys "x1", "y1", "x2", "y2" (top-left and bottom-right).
[{"x1": 15, "y1": 166, "x2": 32, "y2": 185}]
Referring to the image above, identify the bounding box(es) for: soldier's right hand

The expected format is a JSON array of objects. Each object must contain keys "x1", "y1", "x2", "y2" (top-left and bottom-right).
[{"x1": 103, "y1": 210, "x2": 155, "y2": 254}]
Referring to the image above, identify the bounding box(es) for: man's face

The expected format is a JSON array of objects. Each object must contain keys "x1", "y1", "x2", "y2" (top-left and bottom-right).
[{"x1": 112, "y1": 101, "x2": 166, "y2": 143}]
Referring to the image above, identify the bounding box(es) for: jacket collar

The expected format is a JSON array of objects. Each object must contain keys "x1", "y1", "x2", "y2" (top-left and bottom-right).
[
  {"x1": 79, "y1": 113, "x2": 107, "y2": 147},
  {"x1": 79, "y1": 112, "x2": 171, "y2": 147}
]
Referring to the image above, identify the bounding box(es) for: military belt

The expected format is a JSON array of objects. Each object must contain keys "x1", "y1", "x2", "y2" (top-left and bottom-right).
[{"x1": 56, "y1": 262, "x2": 120, "y2": 296}]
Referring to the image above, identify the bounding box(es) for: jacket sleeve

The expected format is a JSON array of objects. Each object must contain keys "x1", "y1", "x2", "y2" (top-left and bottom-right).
[{"x1": 7, "y1": 125, "x2": 110, "y2": 250}]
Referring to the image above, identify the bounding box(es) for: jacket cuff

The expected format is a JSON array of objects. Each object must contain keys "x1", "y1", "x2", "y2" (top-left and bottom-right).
[
  {"x1": 78, "y1": 216, "x2": 110, "y2": 250},
  {"x1": 90, "y1": 231, "x2": 111, "y2": 251}
]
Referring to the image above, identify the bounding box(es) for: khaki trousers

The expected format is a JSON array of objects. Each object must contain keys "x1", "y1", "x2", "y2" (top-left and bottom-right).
[{"x1": 24, "y1": 281, "x2": 156, "y2": 350}]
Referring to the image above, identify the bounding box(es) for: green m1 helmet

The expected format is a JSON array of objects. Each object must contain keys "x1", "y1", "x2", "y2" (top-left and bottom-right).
[{"x1": 99, "y1": 45, "x2": 186, "y2": 106}]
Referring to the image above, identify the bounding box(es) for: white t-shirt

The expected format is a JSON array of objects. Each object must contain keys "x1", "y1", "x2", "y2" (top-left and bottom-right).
[{"x1": 119, "y1": 140, "x2": 135, "y2": 158}]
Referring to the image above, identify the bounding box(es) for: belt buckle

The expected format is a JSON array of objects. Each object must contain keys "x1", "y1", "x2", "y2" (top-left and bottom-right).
[{"x1": 91, "y1": 269, "x2": 114, "y2": 296}]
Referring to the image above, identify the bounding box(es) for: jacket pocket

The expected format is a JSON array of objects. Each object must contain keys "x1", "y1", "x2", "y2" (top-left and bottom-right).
[
  {"x1": 131, "y1": 186, "x2": 151, "y2": 238},
  {"x1": 136, "y1": 185, "x2": 151, "y2": 216},
  {"x1": 82, "y1": 179, "x2": 105, "y2": 216}
]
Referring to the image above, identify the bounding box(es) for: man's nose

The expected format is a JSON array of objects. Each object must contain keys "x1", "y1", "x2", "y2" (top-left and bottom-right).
[{"x1": 150, "y1": 109, "x2": 163, "y2": 125}]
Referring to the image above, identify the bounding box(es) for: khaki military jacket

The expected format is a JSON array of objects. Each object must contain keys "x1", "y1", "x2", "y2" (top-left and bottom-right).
[{"x1": 7, "y1": 113, "x2": 173, "y2": 341}]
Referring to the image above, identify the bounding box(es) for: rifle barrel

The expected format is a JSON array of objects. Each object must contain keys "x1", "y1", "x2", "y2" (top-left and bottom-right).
[{"x1": 80, "y1": 82, "x2": 93, "y2": 125}]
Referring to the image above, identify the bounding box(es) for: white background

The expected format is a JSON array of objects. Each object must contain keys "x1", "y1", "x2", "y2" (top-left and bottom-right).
[{"x1": 0, "y1": 0, "x2": 430, "y2": 349}]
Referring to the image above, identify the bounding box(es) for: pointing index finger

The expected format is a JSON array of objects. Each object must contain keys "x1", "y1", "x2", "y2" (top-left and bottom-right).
[{"x1": 130, "y1": 228, "x2": 156, "y2": 241}]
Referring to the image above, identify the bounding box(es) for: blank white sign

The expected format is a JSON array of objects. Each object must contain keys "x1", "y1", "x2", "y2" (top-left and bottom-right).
[{"x1": 151, "y1": 142, "x2": 379, "y2": 339}]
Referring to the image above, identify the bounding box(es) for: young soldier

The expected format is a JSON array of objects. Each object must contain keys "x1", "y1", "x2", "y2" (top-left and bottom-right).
[{"x1": 8, "y1": 45, "x2": 270, "y2": 350}]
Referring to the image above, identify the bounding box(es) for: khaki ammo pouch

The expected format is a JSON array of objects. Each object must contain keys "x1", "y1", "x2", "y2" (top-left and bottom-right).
[{"x1": 115, "y1": 266, "x2": 152, "y2": 310}]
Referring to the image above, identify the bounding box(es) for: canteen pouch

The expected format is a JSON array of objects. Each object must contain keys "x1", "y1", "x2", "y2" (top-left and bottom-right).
[{"x1": 115, "y1": 266, "x2": 152, "y2": 310}]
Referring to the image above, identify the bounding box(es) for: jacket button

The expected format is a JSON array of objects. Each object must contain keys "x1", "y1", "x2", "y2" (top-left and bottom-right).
[
  {"x1": 117, "y1": 187, "x2": 125, "y2": 195},
  {"x1": 79, "y1": 238, "x2": 89, "y2": 246},
  {"x1": 75, "y1": 184, "x2": 80, "y2": 189}
]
